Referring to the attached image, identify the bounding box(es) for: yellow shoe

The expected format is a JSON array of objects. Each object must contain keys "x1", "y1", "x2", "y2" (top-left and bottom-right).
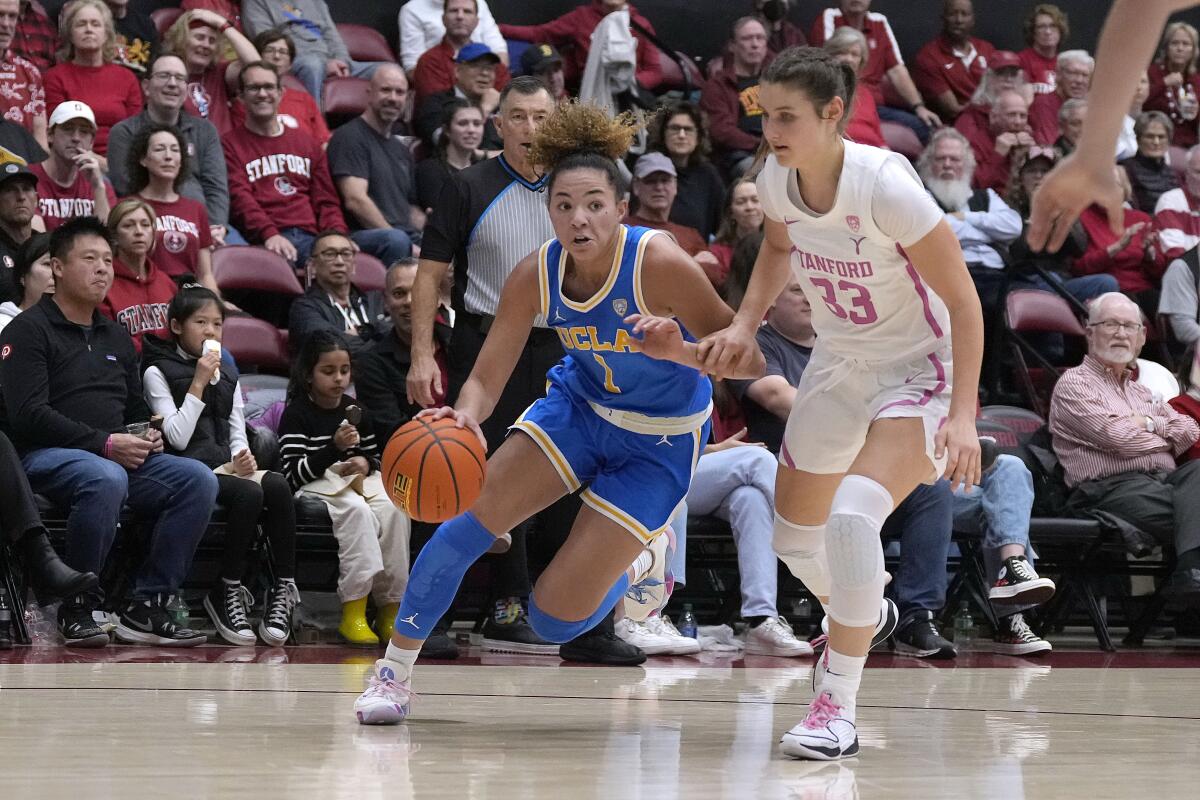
[
  {"x1": 339, "y1": 598, "x2": 379, "y2": 648},
  {"x1": 374, "y1": 603, "x2": 399, "y2": 642}
]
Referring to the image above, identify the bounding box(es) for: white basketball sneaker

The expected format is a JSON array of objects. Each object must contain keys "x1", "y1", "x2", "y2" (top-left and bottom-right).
[
  {"x1": 614, "y1": 617, "x2": 677, "y2": 655},
  {"x1": 745, "y1": 616, "x2": 814, "y2": 657},
  {"x1": 354, "y1": 661, "x2": 415, "y2": 725},
  {"x1": 644, "y1": 614, "x2": 701, "y2": 655},
  {"x1": 780, "y1": 691, "x2": 859, "y2": 760},
  {"x1": 625, "y1": 528, "x2": 673, "y2": 622}
]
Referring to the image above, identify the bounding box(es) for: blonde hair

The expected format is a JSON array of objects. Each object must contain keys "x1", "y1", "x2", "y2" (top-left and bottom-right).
[
  {"x1": 163, "y1": 10, "x2": 224, "y2": 68},
  {"x1": 1158, "y1": 21, "x2": 1200, "y2": 78},
  {"x1": 108, "y1": 198, "x2": 158, "y2": 256},
  {"x1": 57, "y1": 0, "x2": 118, "y2": 64}
]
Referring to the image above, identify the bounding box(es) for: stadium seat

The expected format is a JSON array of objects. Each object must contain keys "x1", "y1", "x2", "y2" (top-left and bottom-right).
[
  {"x1": 353, "y1": 251, "x2": 388, "y2": 293},
  {"x1": 151, "y1": 7, "x2": 183, "y2": 35},
  {"x1": 282, "y1": 74, "x2": 307, "y2": 94},
  {"x1": 657, "y1": 51, "x2": 705, "y2": 94},
  {"x1": 222, "y1": 315, "x2": 290, "y2": 375},
  {"x1": 322, "y1": 76, "x2": 370, "y2": 129},
  {"x1": 336, "y1": 23, "x2": 397, "y2": 63},
  {"x1": 213, "y1": 246, "x2": 303, "y2": 328},
  {"x1": 1004, "y1": 289, "x2": 1086, "y2": 416},
  {"x1": 979, "y1": 404, "x2": 1047, "y2": 441},
  {"x1": 881, "y1": 121, "x2": 922, "y2": 161}
]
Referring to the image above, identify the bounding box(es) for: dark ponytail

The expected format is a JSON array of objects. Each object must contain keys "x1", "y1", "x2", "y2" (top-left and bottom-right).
[{"x1": 762, "y1": 46, "x2": 857, "y2": 134}]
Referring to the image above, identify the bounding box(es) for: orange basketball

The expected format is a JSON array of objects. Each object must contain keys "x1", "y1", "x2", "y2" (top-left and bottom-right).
[{"x1": 382, "y1": 417, "x2": 486, "y2": 522}]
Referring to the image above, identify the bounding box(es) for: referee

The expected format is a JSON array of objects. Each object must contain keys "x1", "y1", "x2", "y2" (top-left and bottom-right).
[{"x1": 408, "y1": 76, "x2": 643, "y2": 664}]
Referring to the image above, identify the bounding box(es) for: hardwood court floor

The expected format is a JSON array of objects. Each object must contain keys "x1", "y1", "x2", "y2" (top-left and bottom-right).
[{"x1": 1, "y1": 645, "x2": 1198, "y2": 799}]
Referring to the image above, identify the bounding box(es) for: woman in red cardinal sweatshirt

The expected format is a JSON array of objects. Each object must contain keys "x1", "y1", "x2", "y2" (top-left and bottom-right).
[{"x1": 98, "y1": 199, "x2": 178, "y2": 353}]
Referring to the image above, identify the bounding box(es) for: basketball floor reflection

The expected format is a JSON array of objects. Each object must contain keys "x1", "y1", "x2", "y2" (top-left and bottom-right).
[{"x1": 1, "y1": 645, "x2": 1197, "y2": 798}]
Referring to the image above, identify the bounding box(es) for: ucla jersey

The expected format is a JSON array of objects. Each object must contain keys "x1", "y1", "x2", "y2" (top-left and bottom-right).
[{"x1": 537, "y1": 225, "x2": 712, "y2": 422}]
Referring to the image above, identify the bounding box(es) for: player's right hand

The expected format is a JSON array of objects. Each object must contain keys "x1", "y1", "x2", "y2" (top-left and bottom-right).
[
  {"x1": 406, "y1": 351, "x2": 443, "y2": 408},
  {"x1": 697, "y1": 322, "x2": 758, "y2": 378},
  {"x1": 417, "y1": 406, "x2": 487, "y2": 450}
]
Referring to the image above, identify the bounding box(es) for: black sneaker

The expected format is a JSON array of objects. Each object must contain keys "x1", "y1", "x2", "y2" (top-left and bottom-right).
[
  {"x1": 419, "y1": 624, "x2": 460, "y2": 660},
  {"x1": 203, "y1": 582, "x2": 257, "y2": 646},
  {"x1": 560, "y1": 621, "x2": 647, "y2": 666},
  {"x1": 480, "y1": 598, "x2": 559, "y2": 655},
  {"x1": 115, "y1": 595, "x2": 206, "y2": 647},
  {"x1": 58, "y1": 596, "x2": 109, "y2": 648},
  {"x1": 893, "y1": 609, "x2": 957, "y2": 659},
  {"x1": 258, "y1": 580, "x2": 301, "y2": 647},
  {"x1": 989, "y1": 556, "x2": 1056, "y2": 606},
  {"x1": 989, "y1": 612, "x2": 1052, "y2": 656}
]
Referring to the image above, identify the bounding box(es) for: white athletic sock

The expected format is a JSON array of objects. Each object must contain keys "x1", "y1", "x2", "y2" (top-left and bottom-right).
[
  {"x1": 380, "y1": 642, "x2": 420, "y2": 683},
  {"x1": 631, "y1": 548, "x2": 654, "y2": 580},
  {"x1": 821, "y1": 649, "x2": 867, "y2": 708}
]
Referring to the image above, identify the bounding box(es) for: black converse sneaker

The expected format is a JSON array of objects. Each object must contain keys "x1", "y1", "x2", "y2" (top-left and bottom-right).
[
  {"x1": 989, "y1": 556, "x2": 1056, "y2": 606},
  {"x1": 258, "y1": 580, "x2": 301, "y2": 647},
  {"x1": 115, "y1": 594, "x2": 206, "y2": 647},
  {"x1": 204, "y1": 582, "x2": 257, "y2": 646},
  {"x1": 990, "y1": 612, "x2": 1052, "y2": 656},
  {"x1": 58, "y1": 596, "x2": 109, "y2": 648},
  {"x1": 892, "y1": 609, "x2": 957, "y2": 659}
]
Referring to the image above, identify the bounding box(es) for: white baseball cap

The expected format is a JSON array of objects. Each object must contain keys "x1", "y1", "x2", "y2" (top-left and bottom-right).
[{"x1": 48, "y1": 101, "x2": 97, "y2": 130}]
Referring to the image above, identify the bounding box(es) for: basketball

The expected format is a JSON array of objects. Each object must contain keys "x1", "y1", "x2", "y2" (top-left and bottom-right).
[{"x1": 381, "y1": 417, "x2": 486, "y2": 522}]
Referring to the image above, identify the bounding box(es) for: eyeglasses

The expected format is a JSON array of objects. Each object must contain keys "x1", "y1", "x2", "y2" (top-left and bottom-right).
[
  {"x1": 261, "y1": 46, "x2": 290, "y2": 57},
  {"x1": 666, "y1": 124, "x2": 697, "y2": 135},
  {"x1": 317, "y1": 248, "x2": 355, "y2": 262},
  {"x1": 1088, "y1": 320, "x2": 1143, "y2": 334},
  {"x1": 243, "y1": 83, "x2": 279, "y2": 95},
  {"x1": 151, "y1": 72, "x2": 188, "y2": 84}
]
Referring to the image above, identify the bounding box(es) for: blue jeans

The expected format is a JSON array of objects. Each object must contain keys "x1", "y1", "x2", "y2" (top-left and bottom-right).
[
  {"x1": 878, "y1": 104, "x2": 931, "y2": 144},
  {"x1": 881, "y1": 480, "x2": 953, "y2": 617},
  {"x1": 685, "y1": 446, "x2": 778, "y2": 618},
  {"x1": 279, "y1": 227, "x2": 317, "y2": 265},
  {"x1": 291, "y1": 54, "x2": 385, "y2": 105},
  {"x1": 952, "y1": 454, "x2": 1038, "y2": 613},
  {"x1": 1013, "y1": 272, "x2": 1119, "y2": 306},
  {"x1": 21, "y1": 448, "x2": 219, "y2": 599},
  {"x1": 351, "y1": 228, "x2": 414, "y2": 266}
]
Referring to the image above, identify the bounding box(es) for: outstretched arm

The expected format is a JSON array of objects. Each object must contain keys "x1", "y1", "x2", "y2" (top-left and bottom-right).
[{"x1": 1029, "y1": 0, "x2": 1200, "y2": 251}]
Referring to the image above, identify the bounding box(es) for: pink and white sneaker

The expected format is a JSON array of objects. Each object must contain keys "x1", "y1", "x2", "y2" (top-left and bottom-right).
[
  {"x1": 354, "y1": 662, "x2": 415, "y2": 725},
  {"x1": 780, "y1": 691, "x2": 859, "y2": 760}
]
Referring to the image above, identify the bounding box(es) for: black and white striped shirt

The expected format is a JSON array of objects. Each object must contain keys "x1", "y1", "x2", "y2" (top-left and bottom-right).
[
  {"x1": 278, "y1": 393, "x2": 381, "y2": 490},
  {"x1": 422, "y1": 154, "x2": 554, "y2": 326}
]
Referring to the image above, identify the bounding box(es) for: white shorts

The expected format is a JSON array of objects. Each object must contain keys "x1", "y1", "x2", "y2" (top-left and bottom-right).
[{"x1": 779, "y1": 345, "x2": 952, "y2": 478}]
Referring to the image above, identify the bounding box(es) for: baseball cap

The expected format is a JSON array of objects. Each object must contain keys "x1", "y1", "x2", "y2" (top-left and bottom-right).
[
  {"x1": 521, "y1": 43, "x2": 563, "y2": 75},
  {"x1": 455, "y1": 42, "x2": 501, "y2": 64},
  {"x1": 989, "y1": 51, "x2": 1022, "y2": 72},
  {"x1": 633, "y1": 152, "x2": 677, "y2": 180},
  {"x1": 0, "y1": 154, "x2": 35, "y2": 190},
  {"x1": 48, "y1": 101, "x2": 97, "y2": 130}
]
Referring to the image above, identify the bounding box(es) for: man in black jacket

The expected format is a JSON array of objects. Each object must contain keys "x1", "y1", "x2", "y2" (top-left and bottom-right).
[
  {"x1": 0, "y1": 217, "x2": 218, "y2": 647},
  {"x1": 287, "y1": 230, "x2": 390, "y2": 356}
]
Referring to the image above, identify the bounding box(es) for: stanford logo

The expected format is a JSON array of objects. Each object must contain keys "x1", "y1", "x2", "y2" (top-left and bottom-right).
[
  {"x1": 274, "y1": 176, "x2": 297, "y2": 196},
  {"x1": 164, "y1": 231, "x2": 188, "y2": 253},
  {"x1": 846, "y1": 215, "x2": 861, "y2": 233}
]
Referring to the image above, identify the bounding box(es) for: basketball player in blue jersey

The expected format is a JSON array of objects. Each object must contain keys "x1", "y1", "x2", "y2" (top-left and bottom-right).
[
  {"x1": 353, "y1": 102, "x2": 765, "y2": 725},
  {"x1": 700, "y1": 47, "x2": 985, "y2": 760}
]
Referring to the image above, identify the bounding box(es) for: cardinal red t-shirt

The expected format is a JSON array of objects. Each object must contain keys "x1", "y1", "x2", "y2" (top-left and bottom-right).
[
  {"x1": 142, "y1": 194, "x2": 213, "y2": 278},
  {"x1": 30, "y1": 163, "x2": 119, "y2": 230},
  {"x1": 183, "y1": 62, "x2": 233, "y2": 135}
]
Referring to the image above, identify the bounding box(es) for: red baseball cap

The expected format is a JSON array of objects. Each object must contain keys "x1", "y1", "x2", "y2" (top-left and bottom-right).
[{"x1": 989, "y1": 51, "x2": 1022, "y2": 72}]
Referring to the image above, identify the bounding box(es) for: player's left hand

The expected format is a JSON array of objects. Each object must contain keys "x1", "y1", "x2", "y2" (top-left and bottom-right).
[
  {"x1": 1027, "y1": 151, "x2": 1124, "y2": 252},
  {"x1": 936, "y1": 414, "x2": 981, "y2": 493},
  {"x1": 625, "y1": 314, "x2": 684, "y2": 361}
]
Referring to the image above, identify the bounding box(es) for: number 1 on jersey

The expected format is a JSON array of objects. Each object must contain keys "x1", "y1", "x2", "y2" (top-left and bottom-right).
[{"x1": 593, "y1": 354, "x2": 622, "y2": 393}]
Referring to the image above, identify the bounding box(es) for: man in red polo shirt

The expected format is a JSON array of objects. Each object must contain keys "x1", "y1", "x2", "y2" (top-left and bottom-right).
[
  {"x1": 968, "y1": 90, "x2": 1036, "y2": 193},
  {"x1": 913, "y1": 0, "x2": 996, "y2": 122},
  {"x1": 413, "y1": 0, "x2": 510, "y2": 107},
  {"x1": 809, "y1": 0, "x2": 941, "y2": 140},
  {"x1": 1028, "y1": 49, "x2": 1093, "y2": 145}
]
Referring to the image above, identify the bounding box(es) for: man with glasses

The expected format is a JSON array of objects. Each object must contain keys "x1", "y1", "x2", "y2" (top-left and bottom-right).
[
  {"x1": 222, "y1": 61, "x2": 346, "y2": 265},
  {"x1": 108, "y1": 54, "x2": 232, "y2": 245},
  {"x1": 287, "y1": 229, "x2": 388, "y2": 355},
  {"x1": 1029, "y1": 49, "x2": 1094, "y2": 145},
  {"x1": 414, "y1": 42, "x2": 504, "y2": 150},
  {"x1": 700, "y1": 16, "x2": 771, "y2": 178},
  {"x1": 1050, "y1": 292, "x2": 1200, "y2": 601}
]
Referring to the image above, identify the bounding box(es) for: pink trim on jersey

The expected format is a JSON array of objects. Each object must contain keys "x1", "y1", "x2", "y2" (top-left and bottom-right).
[
  {"x1": 876, "y1": 353, "x2": 948, "y2": 415},
  {"x1": 897, "y1": 244, "x2": 945, "y2": 340},
  {"x1": 780, "y1": 440, "x2": 797, "y2": 469}
]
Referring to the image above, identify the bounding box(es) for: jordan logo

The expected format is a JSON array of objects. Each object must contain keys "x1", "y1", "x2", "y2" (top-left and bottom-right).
[
  {"x1": 551, "y1": 307, "x2": 566, "y2": 323},
  {"x1": 399, "y1": 613, "x2": 419, "y2": 629},
  {"x1": 656, "y1": 435, "x2": 672, "y2": 446},
  {"x1": 849, "y1": 236, "x2": 867, "y2": 255}
]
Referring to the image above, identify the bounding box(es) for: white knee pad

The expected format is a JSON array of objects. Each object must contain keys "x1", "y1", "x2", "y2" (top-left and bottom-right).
[
  {"x1": 772, "y1": 515, "x2": 830, "y2": 600},
  {"x1": 826, "y1": 475, "x2": 893, "y2": 628}
]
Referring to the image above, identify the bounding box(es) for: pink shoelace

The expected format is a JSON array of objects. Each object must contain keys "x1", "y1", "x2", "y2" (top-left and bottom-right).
[
  {"x1": 365, "y1": 676, "x2": 415, "y2": 707},
  {"x1": 803, "y1": 692, "x2": 843, "y2": 730}
]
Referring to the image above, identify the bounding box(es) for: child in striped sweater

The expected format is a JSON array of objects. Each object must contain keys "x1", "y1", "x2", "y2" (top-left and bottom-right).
[{"x1": 278, "y1": 331, "x2": 410, "y2": 646}]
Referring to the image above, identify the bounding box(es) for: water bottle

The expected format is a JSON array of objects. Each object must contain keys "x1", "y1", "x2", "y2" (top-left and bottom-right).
[
  {"x1": 0, "y1": 588, "x2": 13, "y2": 649},
  {"x1": 952, "y1": 601, "x2": 975, "y2": 649},
  {"x1": 677, "y1": 604, "x2": 698, "y2": 639},
  {"x1": 167, "y1": 594, "x2": 190, "y2": 628}
]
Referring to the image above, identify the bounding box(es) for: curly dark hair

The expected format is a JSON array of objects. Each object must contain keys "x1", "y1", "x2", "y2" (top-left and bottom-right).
[
  {"x1": 126, "y1": 123, "x2": 190, "y2": 194},
  {"x1": 647, "y1": 100, "x2": 711, "y2": 168},
  {"x1": 529, "y1": 101, "x2": 644, "y2": 193}
]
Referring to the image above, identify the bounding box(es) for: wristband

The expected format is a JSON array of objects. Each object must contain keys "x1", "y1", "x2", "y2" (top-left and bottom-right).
[
  {"x1": 103, "y1": 435, "x2": 112, "y2": 458},
  {"x1": 219, "y1": 21, "x2": 233, "y2": 33}
]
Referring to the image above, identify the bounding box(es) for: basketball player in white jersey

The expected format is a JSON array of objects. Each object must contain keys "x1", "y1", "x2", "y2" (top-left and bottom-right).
[
  {"x1": 699, "y1": 47, "x2": 984, "y2": 760},
  {"x1": 1030, "y1": 0, "x2": 1198, "y2": 252}
]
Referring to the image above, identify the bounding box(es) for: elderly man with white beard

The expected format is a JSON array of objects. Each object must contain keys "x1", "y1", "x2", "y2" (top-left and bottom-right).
[{"x1": 917, "y1": 127, "x2": 1022, "y2": 318}]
